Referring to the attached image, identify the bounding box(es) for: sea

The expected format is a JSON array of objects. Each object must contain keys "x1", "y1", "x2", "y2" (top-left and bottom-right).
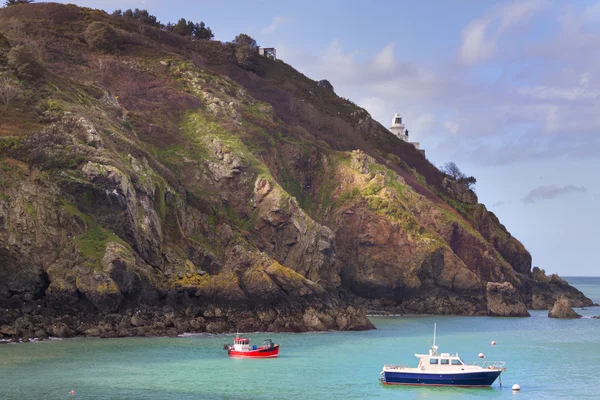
[{"x1": 1, "y1": 277, "x2": 599, "y2": 400}]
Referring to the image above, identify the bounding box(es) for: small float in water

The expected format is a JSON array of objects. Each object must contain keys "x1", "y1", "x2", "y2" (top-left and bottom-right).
[
  {"x1": 224, "y1": 335, "x2": 279, "y2": 358},
  {"x1": 380, "y1": 324, "x2": 506, "y2": 387}
]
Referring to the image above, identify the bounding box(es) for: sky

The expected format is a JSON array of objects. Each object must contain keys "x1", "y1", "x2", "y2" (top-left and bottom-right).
[{"x1": 53, "y1": 0, "x2": 600, "y2": 276}]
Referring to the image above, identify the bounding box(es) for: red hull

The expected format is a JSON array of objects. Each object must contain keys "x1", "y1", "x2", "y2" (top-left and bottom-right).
[{"x1": 229, "y1": 345, "x2": 279, "y2": 358}]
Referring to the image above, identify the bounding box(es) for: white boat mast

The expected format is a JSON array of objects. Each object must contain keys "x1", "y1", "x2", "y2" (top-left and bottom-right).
[{"x1": 429, "y1": 323, "x2": 439, "y2": 356}]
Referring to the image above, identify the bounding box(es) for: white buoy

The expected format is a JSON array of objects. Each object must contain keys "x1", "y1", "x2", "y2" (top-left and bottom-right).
[
  {"x1": 491, "y1": 341, "x2": 497, "y2": 346},
  {"x1": 512, "y1": 384, "x2": 521, "y2": 391},
  {"x1": 478, "y1": 353, "x2": 485, "y2": 358}
]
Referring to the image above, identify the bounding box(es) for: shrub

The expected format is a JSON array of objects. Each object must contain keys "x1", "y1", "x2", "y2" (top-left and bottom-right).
[
  {"x1": 317, "y1": 79, "x2": 334, "y2": 92},
  {"x1": 0, "y1": 32, "x2": 10, "y2": 52},
  {"x1": 7, "y1": 45, "x2": 43, "y2": 79},
  {"x1": 0, "y1": 74, "x2": 21, "y2": 106},
  {"x1": 85, "y1": 22, "x2": 122, "y2": 53}
]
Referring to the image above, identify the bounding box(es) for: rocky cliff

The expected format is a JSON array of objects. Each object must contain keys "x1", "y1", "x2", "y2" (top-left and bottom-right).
[{"x1": 0, "y1": 4, "x2": 592, "y2": 341}]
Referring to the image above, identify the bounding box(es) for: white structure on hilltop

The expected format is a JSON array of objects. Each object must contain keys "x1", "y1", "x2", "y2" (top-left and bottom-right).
[
  {"x1": 390, "y1": 113, "x2": 422, "y2": 152},
  {"x1": 258, "y1": 47, "x2": 277, "y2": 60}
]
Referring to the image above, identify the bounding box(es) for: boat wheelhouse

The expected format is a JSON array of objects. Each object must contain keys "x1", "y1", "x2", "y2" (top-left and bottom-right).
[
  {"x1": 380, "y1": 324, "x2": 506, "y2": 387},
  {"x1": 224, "y1": 335, "x2": 279, "y2": 358}
]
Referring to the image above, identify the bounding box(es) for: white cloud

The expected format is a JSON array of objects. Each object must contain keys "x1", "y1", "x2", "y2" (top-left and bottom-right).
[
  {"x1": 444, "y1": 121, "x2": 460, "y2": 135},
  {"x1": 492, "y1": 200, "x2": 512, "y2": 207},
  {"x1": 261, "y1": 16, "x2": 287, "y2": 35},
  {"x1": 410, "y1": 113, "x2": 437, "y2": 135},
  {"x1": 583, "y1": 1, "x2": 600, "y2": 23},
  {"x1": 459, "y1": 19, "x2": 496, "y2": 66},
  {"x1": 459, "y1": 0, "x2": 545, "y2": 65},
  {"x1": 372, "y1": 43, "x2": 396, "y2": 72},
  {"x1": 519, "y1": 86, "x2": 598, "y2": 102},
  {"x1": 522, "y1": 185, "x2": 587, "y2": 204},
  {"x1": 497, "y1": 0, "x2": 545, "y2": 29}
]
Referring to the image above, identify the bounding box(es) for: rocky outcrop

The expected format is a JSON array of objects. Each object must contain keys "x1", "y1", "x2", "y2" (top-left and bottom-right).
[
  {"x1": 486, "y1": 282, "x2": 529, "y2": 317},
  {"x1": 252, "y1": 177, "x2": 340, "y2": 289},
  {"x1": 470, "y1": 205, "x2": 532, "y2": 276},
  {"x1": 548, "y1": 297, "x2": 582, "y2": 319},
  {"x1": 442, "y1": 177, "x2": 477, "y2": 205},
  {"x1": 530, "y1": 268, "x2": 593, "y2": 309}
]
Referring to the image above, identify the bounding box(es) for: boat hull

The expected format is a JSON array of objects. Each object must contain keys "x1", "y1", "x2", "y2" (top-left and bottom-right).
[
  {"x1": 381, "y1": 370, "x2": 501, "y2": 387},
  {"x1": 228, "y1": 345, "x2": 279, "y2": 358}
]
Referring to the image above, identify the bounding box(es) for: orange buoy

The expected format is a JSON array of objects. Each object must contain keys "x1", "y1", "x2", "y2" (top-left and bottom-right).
[{"x1": 70, "y1": 390, "x2": 75, "y2": 395}]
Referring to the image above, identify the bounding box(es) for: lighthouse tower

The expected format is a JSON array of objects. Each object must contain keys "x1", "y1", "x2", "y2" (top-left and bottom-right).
[
  {"x1": 389, "y1": 113, "x2": 422, "y2": 152},
  {"x1": 390, "y1": 114, "x2": 407, "y2": 142}
]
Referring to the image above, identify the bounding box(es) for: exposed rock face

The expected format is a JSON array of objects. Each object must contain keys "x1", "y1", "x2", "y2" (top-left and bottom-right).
[
  {"x1": 486, "y1": 282, "x2": 529, "y2": 317},
  {"x1": 548, "y1": 297, "x2": 582, "y2": 319},
  {"x1": 0, "y1": 3, "x2": 592, "y2": 341},
  {"x1": 530, "y1": 268, "x2": 593, "y2": 309},
  {"x1": 442, "y1": 177, "x2": 478, "y2": 205}
]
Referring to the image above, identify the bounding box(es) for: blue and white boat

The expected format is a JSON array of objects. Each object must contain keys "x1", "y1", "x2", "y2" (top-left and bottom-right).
[{"x1": 380, "y1": 324, "x2": 506, "y2": 387}]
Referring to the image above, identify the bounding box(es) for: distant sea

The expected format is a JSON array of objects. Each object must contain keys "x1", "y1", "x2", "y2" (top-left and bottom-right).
[
  {"x1": 1, "y1": 277, "x2": 599, "y2": 400},
  {"x1": 564, "y1": 276, "x2": 600, "y2": 304}
]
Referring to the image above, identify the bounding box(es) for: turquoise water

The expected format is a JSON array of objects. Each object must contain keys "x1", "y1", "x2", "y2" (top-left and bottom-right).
[{"x1": 1, "y1": 278, "x2": 599, "y2": 400}]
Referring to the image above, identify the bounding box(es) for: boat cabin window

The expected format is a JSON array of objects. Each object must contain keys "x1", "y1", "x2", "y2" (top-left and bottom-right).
[
  {"x1": 440, "y1": 359, "x2": 449, "y2": 365},
  {"x1": 451, "y1": 359, "x2": 463, "y2": 365},
  {"x1": 429, "y1": 358, "x2": 438, "y2": 364}
]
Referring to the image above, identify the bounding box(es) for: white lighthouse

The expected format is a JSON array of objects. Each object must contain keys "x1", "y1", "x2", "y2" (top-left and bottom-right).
[
  {"x1": 390, "y1": 114, "x2": 407, "y2": 140},
  {"x1": 389, "y1": 113, "x2": 421, "y2": 150}
]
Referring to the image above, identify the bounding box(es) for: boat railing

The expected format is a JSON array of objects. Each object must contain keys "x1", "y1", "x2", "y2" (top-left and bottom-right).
[
  {"x1": 472, "y1": 360, "x2": 507, "y2": 370},
  {"x1": 384, "y1": 364, "x2": 411, "y2": 370}
]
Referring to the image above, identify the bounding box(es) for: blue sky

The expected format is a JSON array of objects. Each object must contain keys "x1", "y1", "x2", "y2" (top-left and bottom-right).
[{"x1": 56, "y1": 0, "x2": 600, "y2": 276}]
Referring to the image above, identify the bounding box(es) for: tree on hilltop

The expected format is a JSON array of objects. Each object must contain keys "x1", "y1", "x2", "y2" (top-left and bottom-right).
[
  {"x1": 233, "y1": 33, "x2": 258, "y2": 49},
  {"x1": 232, "y1": 34, "x2": 258, "y2": 69},
  {"x1": 440, "y1": 162, "x2": 463, "y2": 180},
  {"x1": 193, "y1": 21, "x2": 214, "y2": 40},
  {"x1": 111, "y1": 8, "x2": 215, "y2": 40},
  {"x1": 167, "y1": 18, "x2": 214, "y2": 40},
  {"x1": 112, "y1": 8, "x2": 162, "y2": 28},
  {"x1": 440, "y1": 161, "x2": 477, "y2": 190},
  {"x1": 4, "y1": 0, "x2": 34, "y2": 6}
]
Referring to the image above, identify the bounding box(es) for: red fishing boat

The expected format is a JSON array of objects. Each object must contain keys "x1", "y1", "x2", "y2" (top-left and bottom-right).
[{"x1": 223, "y1": 335, "x2": 279, "y2": 358}]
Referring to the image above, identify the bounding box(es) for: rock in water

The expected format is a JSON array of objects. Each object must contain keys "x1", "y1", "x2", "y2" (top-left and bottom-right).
[
  {"x1": 548, "y1": 297, "x2": 582, "y2": 319},
  {"x1": 486, "y1": 282, "x2": 530, "y2": 317}
]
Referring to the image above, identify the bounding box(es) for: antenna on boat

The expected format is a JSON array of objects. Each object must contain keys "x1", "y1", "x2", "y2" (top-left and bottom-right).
[{"x1": 433, "y1": 323, "x2": 436, "y2": 348}]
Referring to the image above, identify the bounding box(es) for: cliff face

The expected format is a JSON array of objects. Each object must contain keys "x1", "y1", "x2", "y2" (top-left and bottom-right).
[{"x1": 0, "y1": 4, "x2": 591, "y2": 340}]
